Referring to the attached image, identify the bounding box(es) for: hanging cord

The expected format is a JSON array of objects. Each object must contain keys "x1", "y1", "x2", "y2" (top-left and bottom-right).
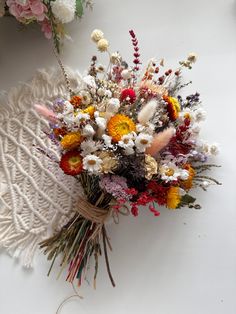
[
  {"x1": 52, "y1": 48, "x2": 74, "y2": 97},
  {"x1": 56, "y1": 283, "x2": 83, "y2": 314}
]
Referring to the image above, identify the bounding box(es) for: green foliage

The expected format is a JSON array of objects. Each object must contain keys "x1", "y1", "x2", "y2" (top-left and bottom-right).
[
  {"x1": 178, "y1": 194, "x2": 196, "y2": 208},
  {"x1": 75, "y1": 0, "x2": 84, "y2": 18}
]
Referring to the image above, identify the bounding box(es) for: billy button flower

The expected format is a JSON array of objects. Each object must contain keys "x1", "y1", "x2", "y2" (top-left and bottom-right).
[
  {"x1": 60, "y1": 132, "x2": 82, "y2": 150},
  {"x1": 59, "y1": 151, "x2": 83, "y2": 176},
  {"x1": 107, "y1": 114, "x2": 136, "y2": 142},
  {"x1": 70, "y1": 95, "x2": 82, "y2": 108},
  {"x1": 163, "y1": 95, "x2": 181, "y2": 121}
]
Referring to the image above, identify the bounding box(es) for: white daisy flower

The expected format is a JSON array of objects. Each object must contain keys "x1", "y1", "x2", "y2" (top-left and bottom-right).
[
  {"x1": 135, "y1": 133, "x2": 153, "y2": 153},
  {"x1": 118, "y1": 134, "x2": 134, "y2": 149},
  {"x1": 81, "y1": 140, "x2": 99, "y2": 157},
  {"x1": 83, "y1": 155, "x2": 103, "y2": 173},
  {"x1": 159, "y1": 163, "x2": 181, "y2": 182},
  {"x1": 82, "y1": 124, "x2": 95, "y2": 137}
]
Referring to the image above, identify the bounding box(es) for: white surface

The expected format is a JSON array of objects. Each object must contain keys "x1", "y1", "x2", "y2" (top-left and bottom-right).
[{"x1": 0, "y1": 0, "x2": 236, "y2": 313}]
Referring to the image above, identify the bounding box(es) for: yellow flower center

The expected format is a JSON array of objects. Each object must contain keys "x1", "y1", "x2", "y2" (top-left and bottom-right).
[
  {"x1": 88, "y1": 159, "x2": 96, "y2": 166},
  {"x1": 140, "y1": 139, "x2": 149, "y2": 145},
  {"x1": 165, "y1": 168, "x2": 174, "y2": 176}
]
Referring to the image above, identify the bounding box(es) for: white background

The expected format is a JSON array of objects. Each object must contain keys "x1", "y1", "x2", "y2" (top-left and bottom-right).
[{"x1": 0, "y1": 0, "x2": 236, "y2": 313}]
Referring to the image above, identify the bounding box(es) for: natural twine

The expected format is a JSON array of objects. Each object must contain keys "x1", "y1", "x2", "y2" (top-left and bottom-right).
[{"x1": 76, "y1": 195, "x2": 111, "y2": 224}]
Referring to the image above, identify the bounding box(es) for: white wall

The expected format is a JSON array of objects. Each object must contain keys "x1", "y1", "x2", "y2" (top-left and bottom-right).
[{"x1": 0, "y1": 0, "x2": 235, "y2": 313}]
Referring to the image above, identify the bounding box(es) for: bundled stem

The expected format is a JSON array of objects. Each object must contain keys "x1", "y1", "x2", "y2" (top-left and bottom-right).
[{"x1": 40, "y1": 173, "x2": 115, "y2": 287}]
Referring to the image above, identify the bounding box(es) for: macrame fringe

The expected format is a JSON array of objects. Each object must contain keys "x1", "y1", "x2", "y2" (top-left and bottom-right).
[
  {"x1": 0, "y1": 67, "x2": 83, "y2": 267},
  {"x1": 0, "y1": 204, "x2": 41, "y2": 267}
]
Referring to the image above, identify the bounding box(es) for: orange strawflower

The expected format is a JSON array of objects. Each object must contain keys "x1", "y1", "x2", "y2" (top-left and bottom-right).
[
  {"x1": 60, "y1": 132, "x2": 82, "y2": 150},
  {"x1": 163, "y1": 95, "x2": 181, "y2": 121},
  {"x1": 166, "y1": 186, "x2": 181, "y2": 209},
  {"x1": 70, "y1": 95, "x2": 82, "y2": 108},
  {"x1": 107, "y1": 114, "x2": 136, "y2": 142},
  {"x1": 181, "y1": 164, "x2": 196, "y2": 190},
  {"x1": 60, "y1": 151, "x2": 83, "y2": 176}
]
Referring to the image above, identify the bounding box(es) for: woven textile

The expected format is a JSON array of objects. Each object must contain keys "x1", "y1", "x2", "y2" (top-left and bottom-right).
[{"x1": 0, "y1": 68, "x2": 83, "y2": 267}]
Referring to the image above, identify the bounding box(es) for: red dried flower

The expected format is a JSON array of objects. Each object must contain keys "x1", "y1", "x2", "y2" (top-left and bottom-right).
[
  {"x1": 149, "y1": 205, "x2": 160, "y2": 217},
  {"x1": 131, "y1": 204, "x2": 139, "y2": 216},
  {"x1": 59, "y1": 150, "x2": 83, "y2": 176},
  {"x1": 120, "y1": 88, "x2": 136, "y2": 103},
  {"x1": 147, "y1": 181, "x2": 168, "y2": 206}
]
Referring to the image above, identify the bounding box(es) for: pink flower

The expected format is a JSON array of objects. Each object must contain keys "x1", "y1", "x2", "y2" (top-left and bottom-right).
[
  {"x1": 6, "y1": 0, "x2": 47, "y2": 22},
  {"x1": 41, "y1": 19, "x2": 52, "y2": 39},
  {"x1": 34, "y1": 104, "x2": 57, "y2": 122}
]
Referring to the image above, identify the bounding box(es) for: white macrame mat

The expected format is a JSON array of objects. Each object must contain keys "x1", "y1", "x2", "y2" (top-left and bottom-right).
[{"x1": 0, "y1": 68, "x2": 83, "y2": 267}]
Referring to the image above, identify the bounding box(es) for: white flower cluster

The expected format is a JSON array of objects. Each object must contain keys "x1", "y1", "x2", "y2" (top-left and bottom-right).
[
  {"x1": 51, "y1": 0, "x2": 76, "y2": 24},
  {"x1": 159, "y1": 162, "x2": 189, "y2": 183}
]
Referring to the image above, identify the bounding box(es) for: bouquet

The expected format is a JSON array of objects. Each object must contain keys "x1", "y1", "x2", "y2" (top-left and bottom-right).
[
  {"x1": 35, "y1": 29, "x2": 220, "y2": 288},
  {"x1": 0, "y1": 0, "x2": 92, "y2": 52}
]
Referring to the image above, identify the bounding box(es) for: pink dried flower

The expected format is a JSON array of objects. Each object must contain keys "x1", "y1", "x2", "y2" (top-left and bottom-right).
[
  {"x1": 100, "y1": 175, "x2": 132, "y2": 201},
  {"x1": 6, "y1": 0, "x2": 48, "y2": 22},
  {"x1": 146, "y1": 127, "x2": 175, "y2": 157},
  {"x1": 41, "y1": 18, "x2": 52, "y2": 39},
  {"x1": 34, "y1": 104, "x2": 57, "y2": 122}
]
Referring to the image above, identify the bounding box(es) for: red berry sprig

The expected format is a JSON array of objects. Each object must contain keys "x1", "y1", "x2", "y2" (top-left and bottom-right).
[{"x1": 129, "y1": 29, "x2": 141, "y2": 72}]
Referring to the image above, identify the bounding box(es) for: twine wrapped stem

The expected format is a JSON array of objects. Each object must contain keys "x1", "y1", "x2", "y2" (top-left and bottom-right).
[{"x1": 40, "y1": 173, "x2": 115, "y2": 287}]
